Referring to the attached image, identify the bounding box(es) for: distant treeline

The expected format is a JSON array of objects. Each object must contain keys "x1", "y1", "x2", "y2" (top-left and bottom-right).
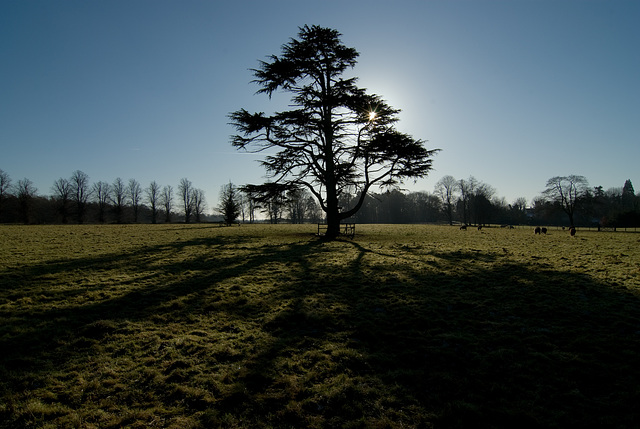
[
  {"x1": 0, "y1": 170, "x2": 217, "y2": 225},
  {"x1": 1, "y1": 169, "x2": 639, "y2": 227},
  {"x1": 347, "y1": 186, "x2": 640, "y2": 228}
]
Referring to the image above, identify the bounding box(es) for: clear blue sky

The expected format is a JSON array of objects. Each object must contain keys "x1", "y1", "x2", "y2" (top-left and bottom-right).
[{"x1": 2, "y1": 0, "x2": 638, "y2": 211}]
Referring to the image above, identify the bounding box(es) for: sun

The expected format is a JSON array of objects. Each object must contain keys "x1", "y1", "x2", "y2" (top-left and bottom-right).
[{"x1": 368, "y1": 111, "x2": 377, "y2": 121}]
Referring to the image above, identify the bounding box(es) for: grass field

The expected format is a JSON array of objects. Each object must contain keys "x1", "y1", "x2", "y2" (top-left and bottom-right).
[{"x1": 1, "y1": 224, "x2": 639, "y2": 428}]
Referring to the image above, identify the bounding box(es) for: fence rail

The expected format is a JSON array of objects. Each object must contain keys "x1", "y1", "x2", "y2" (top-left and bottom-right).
[{"x1": 482, "y1": 224, "x2": 640, "y2": 233}]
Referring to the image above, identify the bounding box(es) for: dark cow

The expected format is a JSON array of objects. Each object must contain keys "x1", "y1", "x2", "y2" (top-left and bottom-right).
[
  {"x1": 534, "y1": 227, "x2": 541, "y2": 235},
  {"x1": 477, "y1": 225, "x2": 483, "y2": 231},
  {"x1": 460, "y1": 225, "x2": 467, "y2": 230},
  {"x1": 541, "y1": 227, "x2": 547, "y2": 234},
  {"x1": 569, "y1": 226, "x2": 576, "y2": 236}
]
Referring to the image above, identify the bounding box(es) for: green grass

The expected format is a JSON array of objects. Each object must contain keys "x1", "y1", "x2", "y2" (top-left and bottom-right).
[{"x1": 1, "y1": 224, "x2": 639, "y2": 428}]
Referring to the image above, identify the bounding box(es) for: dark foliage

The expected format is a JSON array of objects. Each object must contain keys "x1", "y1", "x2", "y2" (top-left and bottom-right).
[{"x1": 229, "y1": 25, "x2": 439, "y2": 237}]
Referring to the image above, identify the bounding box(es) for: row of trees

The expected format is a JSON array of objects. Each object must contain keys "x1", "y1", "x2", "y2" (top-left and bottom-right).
[
  {"x1": 230, "y1": 176, "x2": 639, "y2": 228},
  {"x1": 218, "y1": 182, "x2": 323, "y2": 225},
  {"x1": 0, "y1": 170, "x2": 209, "y2": 224},
  {"x1": 219, "y1": 175, "x2": 640, "y2": 228},
  {"x1": 1, "y1": 168, "x2": 638, "y2": 227},
  {"x1": 356, "y1": 175, "x2": 639, "y2": 228},
  {"x1": 534, "y1": 175, "x2": 639, "y2": 228}
]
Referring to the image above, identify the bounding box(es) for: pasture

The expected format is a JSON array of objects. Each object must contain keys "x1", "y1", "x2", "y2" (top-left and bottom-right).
[{"x1": 1, "y1": 224, "x2": 639, "y2": 428}]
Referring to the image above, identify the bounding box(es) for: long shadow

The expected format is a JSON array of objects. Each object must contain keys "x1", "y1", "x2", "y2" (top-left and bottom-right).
[
  {"x1": 209, "y1": 240, "x2": 640, "y2": 427},
  {"x1": 0, "y1": 234, "x2": 315, "y2": 361},
  {"x1": 1, "y1": 235, "x2": 640, "y2": 428}
]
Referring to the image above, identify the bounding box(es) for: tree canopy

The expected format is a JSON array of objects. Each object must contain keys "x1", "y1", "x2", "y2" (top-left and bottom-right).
[
  {"x1": 229, "y1": 25, "x2": 439, "y2": 238},
  {"x1": 543, "y1": 175, "x2": 589, "y2": 227}
]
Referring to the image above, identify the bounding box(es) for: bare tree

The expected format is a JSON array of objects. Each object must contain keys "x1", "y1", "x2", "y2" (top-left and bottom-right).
[
  {"x1": 128, "y1": 179, "x2": 142, "y2": 223},
  {"x1": 192, "y1": 189, "x2": 206, "y2": 222},
  {"x1": 52, "y1": 178, "x2": 72, "y2": 223},
  {"x1": 161, "y1": 185, "x2": 174, "y2": 223},
  {"x1": 147, "y1": 181, "x2": 160, "y2": 224},
  {"x1": 241, "y1": 183, "x2": 289, "y2": 224},
  {"x1": 240, "y1": 185, "x2": 261, "y2": 223},
  {"x1": 512, "y1": 197, "x2": 528, "y2": 212},
  {"x1": 16, "y1": 178, "x2": 37, "y2": 224},
  {"x1": 543, "y1": 175, "x2": 589, "y2": 227},
  {"x1": 0, "y1": 170, "x2": 12, "y2": 220},
  {"x1": 435, "y1": 175, "x2": 458, "y2": 225},
  {"x1": 70, "y1": 170, "x2": 90, "y2": 223},
  {"x1": 305, "y1": 195, "x2": 322, "y2": 223},
  {"x1": 286, "y1": 187, "x2": 310, "y2": 223},
  {"x1": 92, "y1": 181, "x2": 111, "y2": 223},
  {"x1": 458, "y1": 176, "x2": 478, "y2": 225},
  {"x1": 178, "y1": 178, "x2": 194, "y2": 223},
  {"x1": 237, "y1": 192, "x2": 247, "y2": 223},
  {"x1": 111, "y1": 177, "x2": 127, "y2": 223},
  {"x1": 262, "y1": 184, "x2": 288, "y2": 224}
]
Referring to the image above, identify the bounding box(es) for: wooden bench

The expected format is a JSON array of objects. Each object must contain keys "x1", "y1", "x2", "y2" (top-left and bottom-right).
[{"x1": 317, "y1": 223, "x2": 356, "y2": 238}]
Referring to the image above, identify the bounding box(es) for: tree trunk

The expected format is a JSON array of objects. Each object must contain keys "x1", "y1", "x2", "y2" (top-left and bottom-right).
[
  {"x1": 323, "y1": 106, "x2": 340, "y2": 239},
  {"x1": 325, "y1": 208, "x2": 340, "y2": 239},
  {"x1": 325, "y1": 182, "x2": 340, "y2": 239}
]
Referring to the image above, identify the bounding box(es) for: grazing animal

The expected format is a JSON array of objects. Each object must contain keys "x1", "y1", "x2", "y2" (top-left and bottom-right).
[
  {"x1": 569, "y1": 226, "x2": 576, "y2": 236},
  {"x1": 534, "y1": 227, "x2": 541, "y2": 235},
  {"x1": 477, "y1": 225, "x2": 483, "y2": 231},
  {"x1": 460, "y1": 225, "x2": 467, "y2": 230},
  {"x1": 541, "y1": 227, "x2": 547, "y2": 234}
]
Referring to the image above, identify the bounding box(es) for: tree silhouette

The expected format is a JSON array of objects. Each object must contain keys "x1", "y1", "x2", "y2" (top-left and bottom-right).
[
  {"x1": 458, "y1": 176, "x2": 477, "y2": 226},
  {"x1": 192, "y1": 188, "x2": 206, "y2": 222},
  {"x1": 230, "y1": 25, "x2": 439, "y2": 238},
  {"x1": 178, "y1": 178, "x2": 194, "y2": 223},
  {"x1": 128, "y1": 179, "x2": 142, "y2": 223},
  {"x1": 111, "y1": 177, "x2": 126, "y2": 223},
  {"x1": 161, "y1": 185, "x2": 174, "y2": 223},
  {"x1": 147, "y1": 181, "x2": 161, "y2": 224},
  {"x1": 241, "y1": 183, "x2": 291, "y2": 224},
  {"x1": 286, "y1": 187, "x2": 316, "y2": 223},
  {"x1": 52, "y1": 178, "x2": 72, "y2": 223},
  {"x1": 435, "y1": 175, "x2": 458, "y2": 225},
  {"x1": 219, "y1": 182, "x2": 241, "y2": 225},
  {"x1": 543, "y1": 175, "x2": 589, "y2": 227},
  {"x1": 240, "y1": 185, "x2": 261, "y2": 223},
  {"x1": 622, "y1": 179, "x2": 636, "y2": 211},
  {"x1": 70, "y1": 170, "x2": 90, "y2": 224},
  {"x1": 16, "y1": 178, "x2": 37, "y2": 224},
  {"x1": 0, "y1": 169, "x2": 11, "y2": 220},
  {"x1": 92, "y1": 181, "x2": 111, "y2": 223}
]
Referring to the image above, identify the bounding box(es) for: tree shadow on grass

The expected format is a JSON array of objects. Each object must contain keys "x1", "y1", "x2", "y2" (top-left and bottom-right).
[
  {"x1": 214, "y1": 240, "x2": 640, "y2": 428},
  {"x1": 1, "y1": 235, "x2": 640, "y2": 428}
]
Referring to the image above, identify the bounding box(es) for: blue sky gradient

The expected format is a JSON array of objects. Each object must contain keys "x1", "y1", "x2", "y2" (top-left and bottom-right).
[{"x1": 1, "y1": 0, "x2": 638, "y2": 210}]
